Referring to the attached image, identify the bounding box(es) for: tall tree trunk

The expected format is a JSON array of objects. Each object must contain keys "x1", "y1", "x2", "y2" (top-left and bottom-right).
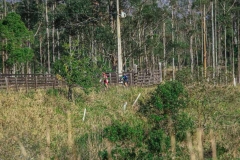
[
  {"x1": 116, "y1": 0, "x2": 123, "y2": 75},
  {"x1": 2, "y1": 39, "x2": 5, "y2": 73},
  {"x1": 238, "y1": 10, "x2": 240, "y2": 83},
  {"x1": 172, "y1": 6, "x2": 175, "y2": 59},
  {"x1": 46, "y1": 0, "x2": 51, "y2": 74},
  {"x1": 190, "y1": 35, "x2": 194, "y2": 74},
  {"x1": 40, "y1": 35, "x2": 43, "y2": 73},
  {"x1": 4, "y1": 0, "x2": 6, "y2": 17},
  {"x1": 203, "y1": 4, "x2": 207, "y2": 78},
  {"x1": 163, "y1": 22, "x2": 166, "y2": 79},
  {"x1": 215, "y1": 0, "x2": 218, "y2": 78},
  {"x1": 188, "y1": 0, "x2": 193, "y2": 74},
  {"x1": 57, "y1": 29, "x2": 60, "y2": 60},
  {"x1": 211, "y1": 2, "x2": 215, "y2": 78},
  {"x1": 224, "y1": 3, "x2": 227, "y2": 83},
  {"x1": 52, "y1": 3, "x2": 55, "y2": 63}
]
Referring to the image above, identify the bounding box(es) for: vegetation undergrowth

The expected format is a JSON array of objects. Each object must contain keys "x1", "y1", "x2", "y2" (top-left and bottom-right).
[{"x1": 0, "y1": 82, "x2": 240, "y2": 159}]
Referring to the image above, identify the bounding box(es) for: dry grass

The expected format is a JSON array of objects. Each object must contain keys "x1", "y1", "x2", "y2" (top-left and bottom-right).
[
  {"x1": 0, "y1": 86, "x2": 153, "y2": 159},
  {"x1": 0, "y1": 84, "x2": 239, "y2": 159}
]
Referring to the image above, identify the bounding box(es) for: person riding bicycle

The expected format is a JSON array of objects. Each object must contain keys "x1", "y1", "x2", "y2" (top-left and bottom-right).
[
  {"x1": 102, "y1": 72, "x2": 109, "y2": 89},
  {"x1": 121, "y1": 73, "x2": 128, "y2": 87}
]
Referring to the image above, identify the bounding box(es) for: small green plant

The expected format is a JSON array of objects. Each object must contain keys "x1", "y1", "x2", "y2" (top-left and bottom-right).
[{"x1": 46, "y1": 89, "x2": 59, "y2": 96}]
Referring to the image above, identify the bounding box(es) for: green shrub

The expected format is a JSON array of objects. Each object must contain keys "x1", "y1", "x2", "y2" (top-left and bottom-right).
[
  {"x1": 147, "y1": 129, "x2": 170, "y2": 154},
  {"x1": 98, "y1": 149, "x2": 108, "y2": 160},
  {"x1": 103, "y1": 121, "x2": 144, "y2": 144},
  {"x1": 143, "y1": 81, "x2": 188, "y2": 121}
]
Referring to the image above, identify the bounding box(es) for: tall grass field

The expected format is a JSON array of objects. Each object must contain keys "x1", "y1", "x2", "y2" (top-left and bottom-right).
[{"x1": 0, "y1": 83, "x2": 239, "y2": 159}]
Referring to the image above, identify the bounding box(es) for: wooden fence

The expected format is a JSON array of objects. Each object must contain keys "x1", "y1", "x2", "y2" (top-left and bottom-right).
[
  {"x1": 0, "y1": 74, "x2": 64, "y2": 91},
  {"x1": 0, "y1": 70, "x2": 162, "y2": 91},
  {"x1": 105, "y1": 70, "x2": 162, "y2": 86}
]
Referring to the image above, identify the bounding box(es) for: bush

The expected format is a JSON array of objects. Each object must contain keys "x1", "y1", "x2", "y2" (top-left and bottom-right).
[
  {"x1": 147, "y1": 129, "x2": 170, "y2": 154},
  {"x1": 144, "y1": 81, "x2": 188, "y2": 120},
  {"x1": 103, "y1": 121, "x2": 144, "y2": 144}
]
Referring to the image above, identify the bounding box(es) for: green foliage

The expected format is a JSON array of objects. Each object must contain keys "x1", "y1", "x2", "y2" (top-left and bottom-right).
[
  {"x1": 16, "y1": 0, "x2": 44, "y2": 30},
  {"x1": 174, "y1": 112, "x2": 194, "y2": 142},
  {"x1": 0, "y1": 12, "x2": 34, "y2": 68},
  {"x1": 103, "y1": 121, "x2": 144, "y2": 144},
  {"x1": 53, "y1": 40, "x2": 103, "y2": 100},
  {"x1": 6, "y1": 47, "x2": 34, "y2": 66},
  {"x1": 149, "y1": 81, "x2": 188, "y2": 117},
  {"x1": 98, "y1": 149, "x2": 108, "y2": 160},
  {"x1": 111, "y1": 147, "x2": 137, "y2": 160},
  {"x1": 46, "y1": 89, "x2": 59, "y2": 97},
  {"x1": 147, "y1": 129, "x2": 170, "y2": 154},
  {"x1": 102, "y1": 121, "x2": 172, "y2": 159}
]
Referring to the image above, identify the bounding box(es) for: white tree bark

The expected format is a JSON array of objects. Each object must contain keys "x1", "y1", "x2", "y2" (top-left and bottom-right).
[
  {"x1": 163, "y1": 22, "x2": 166, "y2": 79},
  {"x1": 46, "y1": 0, "x2": 51, "y2": 74},
  {"x1": 211, "y1": 2, "x2": 215, "y2": 78}
]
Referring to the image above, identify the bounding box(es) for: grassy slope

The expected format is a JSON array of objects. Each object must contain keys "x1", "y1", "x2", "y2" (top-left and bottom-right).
[
  {"x1": 0, "y1": 86, "x2": 154, "y2": 159},
  {"x1": 0, "y1": 84, "x2": 240, "y2": 159}
]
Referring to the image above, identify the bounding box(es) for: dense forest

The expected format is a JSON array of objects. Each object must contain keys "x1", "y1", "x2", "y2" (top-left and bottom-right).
[{"x1": 1, "y1": 0, "x2": 240, "y2": 83}]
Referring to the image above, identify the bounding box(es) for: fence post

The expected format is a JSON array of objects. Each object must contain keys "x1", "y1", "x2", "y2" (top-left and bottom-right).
[
  {"x1": 35, "y1": 76, "x2": 37, "y2": 90},
  {"x1": 159, "y1": 62, "x2": 162, "y2": 83},
  {"x1": 109, "y1": 73, "x2": 112, "y2": 84},
  {"x1": 25, "y1": 76, "x2": 28, "y2": 93},
  {"x1": 15, "y1": 77, "x2": 18, "y2": 91},
  {"x1": 116, "y1": 73, "x2": 119, "y2": 84},
  {"x1": 53, "y1": 77, "x2": 56, "y2": 89},
  {"x1": 130, "y1": 72, "x2": 132, "y2": 86},
  {"x1": 5, "y1": 77, "x2": 8, "y2": 91},
  {"x1": 45, "y1": 76, "x2": 47, "y2": 89}
]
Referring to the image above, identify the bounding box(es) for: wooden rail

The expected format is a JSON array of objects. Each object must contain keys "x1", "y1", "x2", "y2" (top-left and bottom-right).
[
  {"x1": 0, "y1": 74, "x2": 64, "y2": 91},
  {"x1": 105, "y1": 70, "x2": 162, "y2": 86},
  {"x1": 0, "y1": 70, "x2": 162, "y2": 91}
]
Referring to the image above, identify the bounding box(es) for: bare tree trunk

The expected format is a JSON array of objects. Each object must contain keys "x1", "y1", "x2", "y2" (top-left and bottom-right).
[
  {"x1": 40, "y1": 35, "x2": 43, "y2": 73},
  {"x1": 211, "y1": 2, "x2": 215, "y2": 78},
  {"x1": 57, "y1": 29, "x2": 60, "y2": 60},
  {"x1": 163, "y1": 22, "x2": 166, "y2": 79},
  {"x1": 218, "y1": 26, "x2": 222, "y2": 83},
  {"x1": 215, "y1": 0, "x2": 218, "y2": 77},
  {"x1": 189, "y1": 0, "x2": 193, "y2": 74},
  {"x1": 46, "y1": 0, "x2": 51, "y2": 74},
  {"x1": 4, "y1": 0, "x2": 6, "y2": 17},
  {"x1": 52, "y1": 3, "x2": 55, "y2": 63},
  {"x1": 172, "y1": 6, "x2": 175, "y2": 59},
  {"x1": 224, "y1": 3, "x2": 227, "y2": 83},
  {"x1": 116, "y1": 0, "x2": 123, "y2": 75},
  {"x1": 203, "y1": 4, "x2": 207, "y2": 78},
  {"x1": 2, "y1": 39, "x2": 5, "y2": 73},
  {"x1": 190, "y1": 36, "x2": 194, "y2": 74},
  {"x1": 238, "y1": 11, "x2": 240, "y2": 83}
]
